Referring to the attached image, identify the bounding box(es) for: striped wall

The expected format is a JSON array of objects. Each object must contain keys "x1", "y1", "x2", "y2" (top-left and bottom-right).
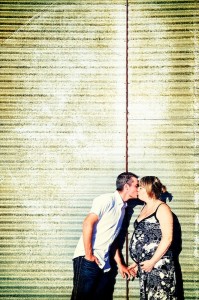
[
  {"x1": 0, "y1": 0, "x2": 198, "y2": 299},
  {"x1": 128, "y1": 1, "x2": 198, "y2": 299},
  {"x1": 0, "y1": 1, "x2": 127, "y2": 299}
]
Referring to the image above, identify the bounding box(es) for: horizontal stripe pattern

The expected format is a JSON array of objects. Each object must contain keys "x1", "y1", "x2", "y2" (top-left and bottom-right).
[
  {"x1": 0, "y1": 0, "x2": 199, "y2": 299},
  {"x1": 0, "y1": 1, "x2": 127, "y2": 299},
  {"x1": 128, "y1": 0, "x2": 198, "y2": 299}
]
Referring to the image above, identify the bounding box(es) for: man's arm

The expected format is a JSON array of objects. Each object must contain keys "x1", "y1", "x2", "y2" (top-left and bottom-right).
[
  {"x1": 82, "y1": 213, "x2": 99, "y2": 264},
  {"x1": 114, "y1": 248, "x2": 134, "y2": 279},
  {"x1": 110, "y1": 202, "x2": 142, "y2": 279}
]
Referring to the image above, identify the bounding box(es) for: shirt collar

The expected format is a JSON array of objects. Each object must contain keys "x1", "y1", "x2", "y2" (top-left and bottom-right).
[{"x1": 114, "y1": 190, "x2": 127, "y2": 208}]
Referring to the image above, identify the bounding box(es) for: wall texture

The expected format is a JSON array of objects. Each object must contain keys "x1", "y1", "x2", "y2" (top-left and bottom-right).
[
  {"x1": 0, "y1": 0, "x2": 198, "y2": 299},
  {"x1": 127, "y1": 1, "x2": 199, "y2": 299}
]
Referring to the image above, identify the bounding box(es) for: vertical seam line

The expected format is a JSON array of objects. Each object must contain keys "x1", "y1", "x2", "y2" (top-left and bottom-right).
[{"x1": 125, "y1": 1, "x2": 129, "y2": 300}]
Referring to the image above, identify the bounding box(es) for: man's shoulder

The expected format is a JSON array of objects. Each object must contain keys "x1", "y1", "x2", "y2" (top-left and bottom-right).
[
  {"x1": 91, "y1": 192, "x2": 118, "y2": 214},
  {"x1": 94, "y1": 192, "x2": 115, "y2": 203}
]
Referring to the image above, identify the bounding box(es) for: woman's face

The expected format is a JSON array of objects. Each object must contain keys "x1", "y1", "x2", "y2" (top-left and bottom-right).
[{"x1": 138, "y1": 184, "x2": 148, "y2": 201}]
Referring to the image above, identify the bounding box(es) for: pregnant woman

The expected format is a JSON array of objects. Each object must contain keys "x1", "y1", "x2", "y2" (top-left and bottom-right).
[{"x1": 129, "y1": 176, "x2": 177, "y2": 299}]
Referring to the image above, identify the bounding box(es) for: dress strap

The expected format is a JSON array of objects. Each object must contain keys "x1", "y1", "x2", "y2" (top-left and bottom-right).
[
  {"x1": 155, "y1": 203, "x2": 166, "y2": 214},
  {"x1": 140, "y1": 204, "x2": 146, "y2": 212}
]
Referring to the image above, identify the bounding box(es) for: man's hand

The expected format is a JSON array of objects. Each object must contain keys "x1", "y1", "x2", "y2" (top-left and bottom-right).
[
  {"x1": 84, "y1": 254, "x2": 99, "y2": 265},
  {"x1": 83, "y1": 213, "x2": 99, "y2": 265},
  {"x1": 128, "y1": 263, "x2": 138, "y2": 277},
  {"x1": 118, "y1": 264, "x2": 132, "y2": 280}
]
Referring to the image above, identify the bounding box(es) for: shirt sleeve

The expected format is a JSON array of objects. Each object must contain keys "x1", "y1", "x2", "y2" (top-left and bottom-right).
[{"x1": 89, "y1": 195, "x2": 111, "y2": 220}]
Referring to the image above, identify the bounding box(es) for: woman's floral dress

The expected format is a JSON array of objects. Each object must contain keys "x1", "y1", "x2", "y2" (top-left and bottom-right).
[{"x1": 129, "y1": 204, "x2": 176, "y2": 300}]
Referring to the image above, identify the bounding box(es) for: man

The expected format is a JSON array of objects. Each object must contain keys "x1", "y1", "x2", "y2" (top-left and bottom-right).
[{"x1": 71, "y1": 172, "x2": 139, "y2": 300}]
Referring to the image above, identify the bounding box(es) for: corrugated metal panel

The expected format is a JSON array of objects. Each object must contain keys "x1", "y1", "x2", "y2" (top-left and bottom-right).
[
  {"x1": 0, "y1": 0, "x2": 199, "y2": 299},
  {"x1": 0, "y1": 1, "x2": 127, "y2": 299},
  {"x1": 128, "y1": 0, "x2": 199, "y2": 299}
]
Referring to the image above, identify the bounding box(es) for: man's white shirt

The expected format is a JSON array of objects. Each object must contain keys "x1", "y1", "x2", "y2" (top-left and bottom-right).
[{"x1": 73, "y1": 191, "x2": 127, "y2": 272}]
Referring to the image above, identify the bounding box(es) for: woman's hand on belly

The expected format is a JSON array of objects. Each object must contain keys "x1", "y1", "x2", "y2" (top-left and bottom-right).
[{"x1": 140, "y1": 259, "x2": 155, "y2": 273}]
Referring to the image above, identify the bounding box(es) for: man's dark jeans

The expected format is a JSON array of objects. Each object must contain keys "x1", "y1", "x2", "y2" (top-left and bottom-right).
[{"x1": 71, "y1": 256, "x2": 117, "y2": 300}]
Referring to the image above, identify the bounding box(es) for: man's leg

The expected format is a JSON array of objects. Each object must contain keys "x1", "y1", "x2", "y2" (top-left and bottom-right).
[
  {"x1": 71, "y1": 256, "x2": 82, "y2": 300},
  {"x1": 71, "y1": 256, "x2": 102, "y2": 300},
  {"x1": 94, "y1": 265, "x2": 118, "y2": 300}
]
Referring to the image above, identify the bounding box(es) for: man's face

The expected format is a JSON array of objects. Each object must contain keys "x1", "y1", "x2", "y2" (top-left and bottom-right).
[{"x1": 126, "y1": 176, "x2": 139, "y2": 199}]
